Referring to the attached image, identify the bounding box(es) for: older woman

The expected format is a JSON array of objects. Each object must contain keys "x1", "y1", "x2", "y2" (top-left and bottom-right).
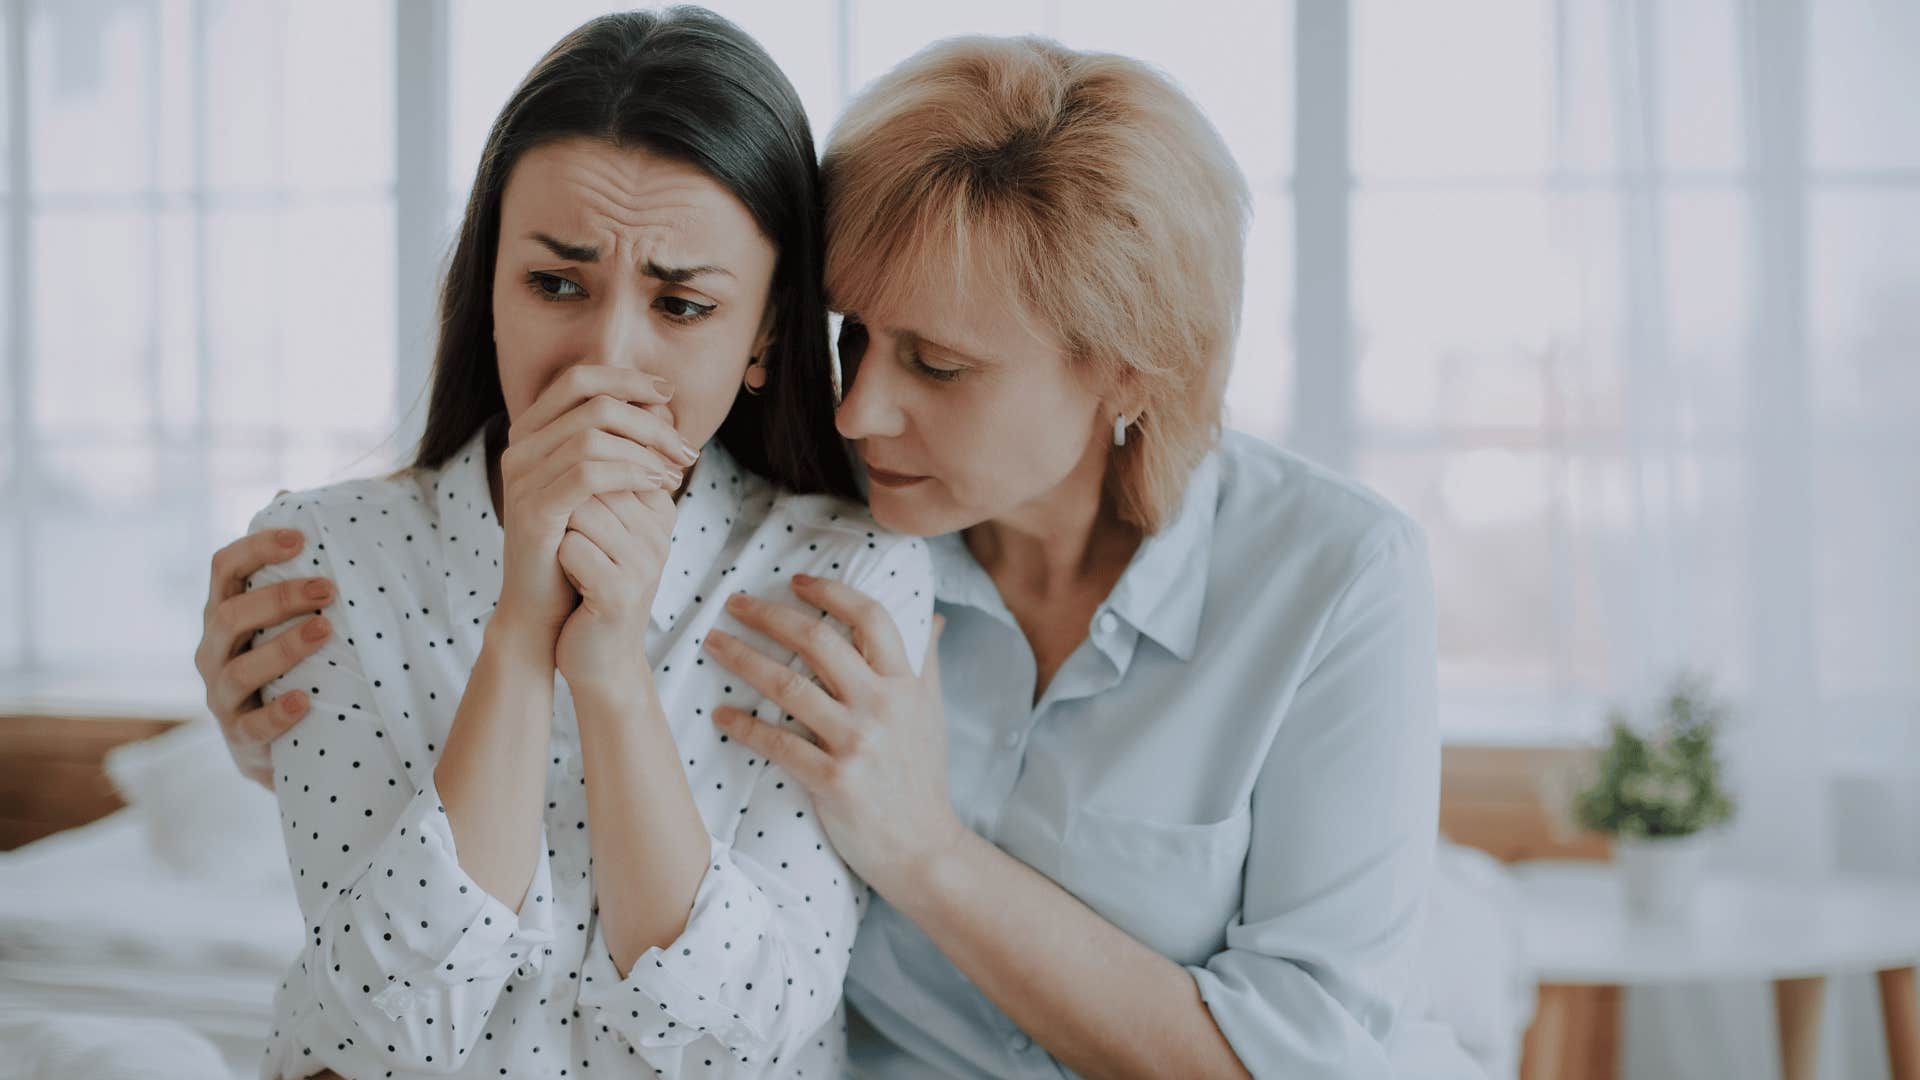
[{"x1": 201, "y1": 30, "x2": 1473, "y2": 1080}]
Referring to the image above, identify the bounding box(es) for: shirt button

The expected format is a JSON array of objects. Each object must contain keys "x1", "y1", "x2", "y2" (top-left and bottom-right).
[
  {"x1": 1097, "y1": 611, "x2": 1119, "y2": 635},
  {"x1": 1001, "y1": 730, "x2": 1020, "y2": 750},
  {"x1": 1009, "y1": 1032, "x2": 1032, "y2": 1053},
  {"x1": 564, "y1": 753, "x2": 583, "y2": 779}
]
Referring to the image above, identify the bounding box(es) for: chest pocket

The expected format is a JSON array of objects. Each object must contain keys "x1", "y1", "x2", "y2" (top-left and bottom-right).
[{"x1": 1055, "y1": 804, "x2": 1252, "y2": 965}]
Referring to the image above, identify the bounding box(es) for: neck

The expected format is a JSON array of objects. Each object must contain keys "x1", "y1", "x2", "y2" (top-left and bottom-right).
[{"x1": 963, "y1": 441, "x2": 1139, "y2": 603}]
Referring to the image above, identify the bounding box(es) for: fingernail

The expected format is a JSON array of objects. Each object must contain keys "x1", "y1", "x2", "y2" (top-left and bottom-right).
[
  {"x1": 724, "y1": 592, "x2": 748, "y2": 610},
  {"x1": 278, "y1": 529, "x2": 302, "y2": 549},
  {"x1": 304, "y1": 581, "x2": 332, "y2": 603},
  {"x1": 303, "y1": 616, "x2": 330, "y2": 642},
  {"x1": 282, "y1": 689, "x2": 307, "y2": 714},
  {"x1": 651, "y1": 375, "x2": 674, "y2": 397},
  {"x1": 792, "y1": 573, "x2": 813, "y2": 586},
  {"x1": 649, "y1": 470, "x2": 679, "y2": 487}
]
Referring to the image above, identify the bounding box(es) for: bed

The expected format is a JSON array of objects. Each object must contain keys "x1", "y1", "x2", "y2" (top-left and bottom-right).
[{"x1": 0, "y1": 718, "x2": 1532, "y2": 1079}]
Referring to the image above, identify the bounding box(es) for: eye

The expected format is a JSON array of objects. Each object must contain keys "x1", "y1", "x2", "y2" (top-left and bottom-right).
[
  {"x1": 657, "y1": 296, "x2": 717, "y2": 324},
  {"x1": 909, "y1": 351, "x2": 963, "y2": 382},
  {"x1": 526, "y1": 271, "x2": 584, "y2": 301}
]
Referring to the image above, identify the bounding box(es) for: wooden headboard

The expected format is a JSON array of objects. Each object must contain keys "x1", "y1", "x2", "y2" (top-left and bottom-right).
[
  {"x1": 0, "y1": 712, "x2": 188, "y2": 850},
  {"x1": 1439, "y1": 744, "x2": 1609, "y2": 863}
]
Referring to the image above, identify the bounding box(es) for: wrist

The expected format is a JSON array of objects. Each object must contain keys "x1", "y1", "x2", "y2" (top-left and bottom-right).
[
  {"x1": 879, "y1": 815, "x2": 976, "y2": 910},
  {"x1": 483, "y1": 610, "x2": 559, "y2": 671},
  {"x1": 564, "y1": 660, "x2": 655, "y2": 706}
]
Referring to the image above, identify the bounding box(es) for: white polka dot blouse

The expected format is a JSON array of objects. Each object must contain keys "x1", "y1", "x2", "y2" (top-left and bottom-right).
[{"x1": 244, "y1": 423, "x2": 934, "y2": 1079}]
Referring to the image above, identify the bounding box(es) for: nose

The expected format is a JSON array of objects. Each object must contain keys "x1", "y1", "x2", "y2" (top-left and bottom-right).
[
  {"x1": 586, "y1": 291, "x2": 657, "y2": 374},
  {"x1": 835, "y1": 327, "x2": 907, "y2": 441}
]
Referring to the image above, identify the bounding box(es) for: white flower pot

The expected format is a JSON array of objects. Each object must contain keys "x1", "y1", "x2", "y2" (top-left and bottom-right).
[{"x1": 1615, "y1": 833, "x2": 1711, "y2": 922}]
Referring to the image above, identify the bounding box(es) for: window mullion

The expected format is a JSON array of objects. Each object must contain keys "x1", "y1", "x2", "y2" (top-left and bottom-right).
[
  {"x1": 5, "y1": 0, "x2": 32, "y2": 675},
  {"x1": 1290, "y1": 0, "x2": 1353, "y2": 473},
  {"x1": 394, "y1": 0, "x2": 450, "y2": 463}
]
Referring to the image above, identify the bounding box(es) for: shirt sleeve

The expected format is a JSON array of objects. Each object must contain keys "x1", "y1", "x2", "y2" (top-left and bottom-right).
[
  {"x1": 575, "y1": 533, "x2": 936, "y2": 1072},
  {"x1": 247, "y1": 497, "x2": 558, "y2": 1075},
  {"x1": 1187, "y1": 522, "x2": 1448, "y2": 1080}
]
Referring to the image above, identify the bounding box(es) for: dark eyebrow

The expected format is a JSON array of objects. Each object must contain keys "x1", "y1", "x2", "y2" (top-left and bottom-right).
[
  {"x1": 531, "y1": 233, "x2": 598, "y2": 262},
  {"x1": 529, "y1": 234, "x2": 732, "y2": 284},
  {"x1": 643, "y1": 259, "x2": 733, "y2": 284}
]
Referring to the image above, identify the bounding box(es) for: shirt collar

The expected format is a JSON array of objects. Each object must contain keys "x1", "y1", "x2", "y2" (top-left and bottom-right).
[
  {"x1": 929, "y1": 448, "x2": 1220, "y2": 662},
  {"x1": 1104, "y1": 450, "x2": 1218, "y2": 661},
  {"x1": 436, "y1": 418, "x2": 754, "y2": 635}
]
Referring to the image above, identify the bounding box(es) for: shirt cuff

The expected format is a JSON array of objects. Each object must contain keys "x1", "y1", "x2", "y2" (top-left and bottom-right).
[
  {"x1": 577, "y1": 835, "x2": 776, "y2": 1055},
  {"x1": 359, "y1": 780, "x2": 557, "y2": 1020}
]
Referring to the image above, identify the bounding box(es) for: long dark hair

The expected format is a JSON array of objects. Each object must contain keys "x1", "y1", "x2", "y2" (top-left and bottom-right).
[{"x1": 412, "y1": 7, "x2": 855, "y2": 499}]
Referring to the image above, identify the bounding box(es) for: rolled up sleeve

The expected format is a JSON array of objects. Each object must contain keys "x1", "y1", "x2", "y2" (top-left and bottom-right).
[
  {"x1": 1189, "y1": 523, "x2": 1443, "y2": 1079},
  {"x1": 575, "y1": 532, "x2": 930, "y2": 1073},
  {"x1": 576, "y1": 762, "x2": 866, "y2": 1072}
]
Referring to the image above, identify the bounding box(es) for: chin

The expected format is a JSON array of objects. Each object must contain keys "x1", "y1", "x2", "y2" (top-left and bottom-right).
[{"x1": 865, "y1": 485, "x2": 976, "y2": 538}]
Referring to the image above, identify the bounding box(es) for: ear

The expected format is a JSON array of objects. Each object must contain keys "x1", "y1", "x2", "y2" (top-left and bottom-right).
[{"x1": 751, "y1": 302, "x2": 778, "y2": 363}]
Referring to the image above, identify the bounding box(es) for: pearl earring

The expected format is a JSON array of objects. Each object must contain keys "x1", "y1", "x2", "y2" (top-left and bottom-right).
[{"x1": 1113, "y1": 414, "x2": 1130, "y2": 447}]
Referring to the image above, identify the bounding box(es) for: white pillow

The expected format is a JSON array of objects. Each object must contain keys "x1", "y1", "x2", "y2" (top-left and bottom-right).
[{"x1": 102, "y1": 716, "x2": 285, "y2": 885}]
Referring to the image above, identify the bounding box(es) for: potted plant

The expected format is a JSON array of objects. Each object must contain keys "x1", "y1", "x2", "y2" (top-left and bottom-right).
[{"x1": 1571, "y1": 673, "x2": 1737, "y2": 921}]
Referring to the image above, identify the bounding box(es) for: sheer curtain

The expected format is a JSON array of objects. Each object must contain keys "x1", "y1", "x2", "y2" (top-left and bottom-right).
[{"x1": 1328, "y1": 0, "x2": 1916, "y2": 1074}]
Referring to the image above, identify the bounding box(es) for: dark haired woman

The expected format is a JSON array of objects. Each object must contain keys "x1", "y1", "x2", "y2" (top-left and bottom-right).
[{"x1": 240, "y1": 9, "x2": 932, "y2": 1078}]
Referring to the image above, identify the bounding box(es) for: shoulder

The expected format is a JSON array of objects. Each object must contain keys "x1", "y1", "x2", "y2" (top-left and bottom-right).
[
  {"x1": 1210, "y1": 430, "x2": 1427, "y2": 578},
  {"x1": 758, "y1": 492, "x2": 937, "y2": 661},
  {"x1": 248, "y1": 471, "x2": 433, "y2": 535},
  {"x1": 761, "y1": 493, "x2": 934, "y2": 590},
  {"x1": 245, "y1": 472, "x2": 436, "y2": 587}
]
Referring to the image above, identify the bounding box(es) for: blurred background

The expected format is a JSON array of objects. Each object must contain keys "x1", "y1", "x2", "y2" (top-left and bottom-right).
[{"x1": 0, "y1": 2, "x2": 1915, "y2": 1079}]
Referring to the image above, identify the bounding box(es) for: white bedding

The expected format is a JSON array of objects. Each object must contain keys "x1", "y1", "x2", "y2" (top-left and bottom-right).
[
  {"x1": 0, "y1": 719, "x2": 303, "y2": 1079},
  {"x1": 0, "y1": 718, "x2": 1532, "y2": 1080}
]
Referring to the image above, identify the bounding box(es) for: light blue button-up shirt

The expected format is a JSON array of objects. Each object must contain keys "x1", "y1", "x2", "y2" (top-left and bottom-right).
[{"x1": 845, "y1": 430, "x2": 1478, "y2": 1079}]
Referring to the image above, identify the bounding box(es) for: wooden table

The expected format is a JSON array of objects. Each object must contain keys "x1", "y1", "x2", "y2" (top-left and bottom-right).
[{"x1": 1514, "y1": 860, "x2": 1920, "y2": 1080}]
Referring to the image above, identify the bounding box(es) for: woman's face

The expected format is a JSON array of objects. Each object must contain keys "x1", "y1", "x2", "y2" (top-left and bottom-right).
[
  {"x1": 491, "y1": 138, "x2": 777, "y2": 448},
  {"x1": 833, "y1": 269, "x2": 1115, "y2": 538}
]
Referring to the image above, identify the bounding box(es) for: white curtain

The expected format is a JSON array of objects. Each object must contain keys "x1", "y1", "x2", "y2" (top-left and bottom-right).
[{"x1": 1567, "y1": 1, "x2": 1920, "y2": 1076}]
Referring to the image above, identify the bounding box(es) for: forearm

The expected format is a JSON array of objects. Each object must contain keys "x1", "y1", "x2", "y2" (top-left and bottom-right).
[
  {"x1": 572, "y1": 671, "x2": 711, "y2": 976},
  {"x1": 433, "y1": 617, "x2": 556, "y2": 910},
  {"x1": 889, "y1": 830, "x2": 1251, "y2": 1080}
]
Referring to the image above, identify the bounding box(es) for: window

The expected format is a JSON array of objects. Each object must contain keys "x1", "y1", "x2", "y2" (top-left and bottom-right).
[
  {"x1": 2, "y1": 0, "x2": 395, "y2": 697},
  {"x1": 4, "y1": 1, "x2": 1914, "y2": 756}
]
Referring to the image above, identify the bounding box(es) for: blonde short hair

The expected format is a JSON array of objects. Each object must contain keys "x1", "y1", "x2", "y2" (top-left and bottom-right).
[{"x1": 822, "y1": 36, "x2": 1251, "y2": 533}]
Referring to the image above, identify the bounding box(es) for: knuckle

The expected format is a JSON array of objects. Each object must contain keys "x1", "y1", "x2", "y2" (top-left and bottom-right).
[
  {"x1": 804, "y1": 621, "x2": 839, "y2": 654},
  {"x1": 279, "y1": 625, "x2": 309, "y2": 666},
  {"x1": 779, "y1": 668, "x2": 811, "y2": 700},
  {"x1": 819, "y1": 758, "x2": 846, "y2": 789},
  {"x1": 209, "y1": 599, "x2": 238, "y2": 642},
  {"x1": 587, "y1": 394, "x2": 622, "y2": 425},
  {"x1": 217, "y1": 664, "x2": 250, "y2": 705}
]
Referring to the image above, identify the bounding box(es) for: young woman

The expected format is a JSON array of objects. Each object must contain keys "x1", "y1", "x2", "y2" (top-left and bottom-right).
[
  {"x1": 205, "y1": 26, "x2": 1478, "y2": 1080},
  {"x1": 233, "y1": 10, "x2": 932, "y2": 1078}
]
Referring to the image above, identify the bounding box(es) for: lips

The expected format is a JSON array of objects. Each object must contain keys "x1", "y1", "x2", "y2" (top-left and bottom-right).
[{"x1": 863, "y1": 459, "x2": 927, "y2": 488}]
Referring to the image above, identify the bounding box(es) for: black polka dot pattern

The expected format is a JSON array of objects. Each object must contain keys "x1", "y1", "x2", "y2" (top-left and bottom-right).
[{"x1": 244, "y1": 428, "x2": 937, "y2": 1078}]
